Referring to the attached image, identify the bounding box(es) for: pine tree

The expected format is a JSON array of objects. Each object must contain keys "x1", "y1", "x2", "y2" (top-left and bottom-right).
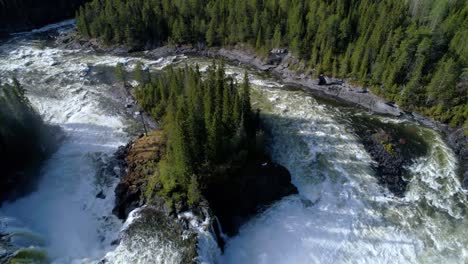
[
  {"x1": 134, "y1": 61, "x2": 144, "y2": 84},
  {"x1": 272, "y1": 25, "x2": 282, "y2": 48},
  {"x1": 115, "y1": 63, "x2": 126, "y2": 86},
  {"x1": 241, "y1": 71, "x2": 254, "y2": 139},
  {"x1": 222, "y1": 78, "x2": 233, "y2": 127},
  {"x1": 77, "y1": 0, "x2": 468, "y2": 128}
]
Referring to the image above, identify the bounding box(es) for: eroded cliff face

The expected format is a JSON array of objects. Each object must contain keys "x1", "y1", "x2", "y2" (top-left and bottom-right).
[{"x1": 0, "y1": 0, "x2": 87, "y2": 35}]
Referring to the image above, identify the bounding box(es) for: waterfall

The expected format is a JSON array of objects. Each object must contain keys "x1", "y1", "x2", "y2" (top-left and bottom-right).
[
  {"x1": 0, "y1": 20, "x2": 465, "y2": 264},
  {"x1": 219, "y1": 81, "x2": 467, "y2": 264}
]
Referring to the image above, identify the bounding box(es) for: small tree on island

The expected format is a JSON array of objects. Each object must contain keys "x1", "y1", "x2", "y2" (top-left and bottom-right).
[{"x1": 115, "y1": 62, "x2": 126, "y2": 87}]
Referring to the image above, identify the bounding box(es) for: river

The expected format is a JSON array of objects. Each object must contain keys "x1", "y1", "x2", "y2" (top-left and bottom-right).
[{"x1": 0, "y1": 21, "x2": 466, "y2": 264}]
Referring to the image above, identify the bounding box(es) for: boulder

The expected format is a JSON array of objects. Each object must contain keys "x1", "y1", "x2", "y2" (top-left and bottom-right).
[
  {"x1": 364, "y1": 131, "x2": 407, "y2": 195},
  {"x1": 318, "y1": 74, "x2": 327, "y2": 85},
  {"x1": 353, "y1": 117, "x2": 428, "y2": 196}
]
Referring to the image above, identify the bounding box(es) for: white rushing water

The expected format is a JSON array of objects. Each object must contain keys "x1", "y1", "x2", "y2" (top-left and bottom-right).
[
  {"x1": 0, "y1": 21, "x2": 466, "y2": 264},
  {"x1": 0, "y1": 23, "x2": 130, "y2": 263},
  {"x1": 218, "y1": 83, "x2": 468, "y2": 264},
  {"x1": 167, "y1": 58, "x2": 467, "y2": 264},
  {"x1": 0, "y1": 22, "x2": 217, "y2": 263}
]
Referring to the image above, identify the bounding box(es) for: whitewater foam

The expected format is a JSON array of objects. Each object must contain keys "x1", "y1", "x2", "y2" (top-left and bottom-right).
[
  {"x1": 221, "y1": 84, "x2": 467, "y2": 264},
  {"x1": 1, "y1": 23, "x2": 466, "y2": 263},
  {"x1": 0, "y1": 31, "x2": 128, "y2": 263}
]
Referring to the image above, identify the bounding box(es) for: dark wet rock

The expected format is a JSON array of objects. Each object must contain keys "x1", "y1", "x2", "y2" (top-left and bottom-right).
[
  {"x1": 318, "y1": 74, "x2": 327, "y2": 85},
  {"x1": 110, "y1": 239, "x2": 120, "y2": 246},
  {"x1": 446, "y1": 128, "x2": 468, "y2": 189},
  {"x1": 352, "y1": 116, "x2": 429, "y2": 196},
  {"x1": 362, "y1": 130, "x2": 407, "y2": 195},
  {"x1": 97, "y1": 259, "x2": 108, "y2": 264},
  {"x1": 204, "y1": 156, "x2": 298, "y2": 236},
  {"x1": 96, "y1": 191, "x2": 106, "y2": 199},
  {"x1": 114, "y1": 181, "x2": 143, "y2": 219}
]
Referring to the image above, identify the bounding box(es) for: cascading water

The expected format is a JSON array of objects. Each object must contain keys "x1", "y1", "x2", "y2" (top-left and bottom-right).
[
  {"x1": 0, "y1": 22, "x2": 221, "y2": 263},
  {"x1": 218, "y1": 83, "x2": 468, "y2": 264},
  {"x1": 0, "y1": 21, "x2": 466, "y2": 264},
  {"x1": 165, "y1": 58, "x2": 467, "y2": 263},
  {"x1": 0, "y1": 22, "x2": 129, "y2": 263}
]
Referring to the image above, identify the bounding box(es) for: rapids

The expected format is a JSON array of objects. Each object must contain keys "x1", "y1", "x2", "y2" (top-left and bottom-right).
[{"x1": 0, "y1": 21, "x2": 466, "y2": 263}]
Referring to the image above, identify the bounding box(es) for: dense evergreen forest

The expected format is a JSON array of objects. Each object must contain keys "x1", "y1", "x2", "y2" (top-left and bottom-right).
[
  {"x1": 132, "y1": 63, "x2": 260, "y2": 207},
  {"x1": 0, "y1": 0, "x2": 87, "y2": 34},
  {"x1": 77, "y1": 0, "x2": 467, "y2": 128}
]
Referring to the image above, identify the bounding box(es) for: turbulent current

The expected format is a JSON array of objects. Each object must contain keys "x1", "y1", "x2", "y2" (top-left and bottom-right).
[{"x1": 0, "y1": 22, "x2": 466, "y2": 263}]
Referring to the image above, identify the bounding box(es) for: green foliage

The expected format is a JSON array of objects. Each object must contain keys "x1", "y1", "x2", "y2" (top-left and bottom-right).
[
  {"x1": 187, "y1": 175, "x2": 202, "y2": 206},
  {"x1": 115, "y1": 62, "x2": 126, "y2": 84},
  {"x1": 381, "y1": 141, "x2": 396, "y2": 156},
  {"x1": 10, "y1": 248, "x2": 49, "y2": 264},
  {"x1": 79, "y1": 0, "x2": 467, "y2": 127},
  {"x1": 137, "y1": 63, "x2": 258, "y2": 207},
  {"x1": 134, "y1": 61, "x2": 144, "y2": 84}
]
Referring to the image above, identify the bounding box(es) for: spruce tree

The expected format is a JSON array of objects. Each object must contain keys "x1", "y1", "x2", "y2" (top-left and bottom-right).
[{"x1": 115, "y1": 63, "x2": 126, "y2": 86}]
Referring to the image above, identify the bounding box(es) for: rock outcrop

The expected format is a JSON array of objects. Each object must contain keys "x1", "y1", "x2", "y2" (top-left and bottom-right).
[
  {"x1": 447, "y1": 128, "x2": 468, "y2": 189},
  {"x1": 112, "y1": 128, "x2": 298, "y2": 252},
  {"x1": 204, "y1": 157, "x2": 298, "y2": 236},
  {"x1": 352, "y1": 116, "x2": 429, "y2": 196},
  {"x1": 360, "y1": 129, "x2": 408, "y2": 195},
  {"x1": 113, "y1": 131, "x2": 166, "y2": 219}
]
